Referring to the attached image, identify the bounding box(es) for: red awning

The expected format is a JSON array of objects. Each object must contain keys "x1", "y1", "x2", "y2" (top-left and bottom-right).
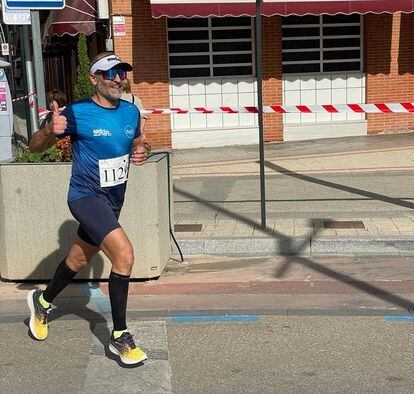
[
  {"x1": 48, "y1": 0, "x2": 97, "y2": 36},
  {"x1": 151, "y1": 0, "x2": 414, "y2": 18}
]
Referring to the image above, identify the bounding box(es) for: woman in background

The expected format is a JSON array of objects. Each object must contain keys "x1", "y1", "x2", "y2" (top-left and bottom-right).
[{"x1": 120, "y1": 78, "x2": 148, "y2": 132}]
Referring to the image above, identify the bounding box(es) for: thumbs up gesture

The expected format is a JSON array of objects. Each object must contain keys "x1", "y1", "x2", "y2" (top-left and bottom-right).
[
  {"x1": 47, "y1": 100, "x2": 67, "y2": 135},
  {"x1": 131, "y1": 132, "x2": 150, "y2": 166}
]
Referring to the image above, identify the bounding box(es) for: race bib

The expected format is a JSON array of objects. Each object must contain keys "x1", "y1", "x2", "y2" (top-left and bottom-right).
[{"x1": 99, "y1": 154, "x2": 130, "y2": 187}]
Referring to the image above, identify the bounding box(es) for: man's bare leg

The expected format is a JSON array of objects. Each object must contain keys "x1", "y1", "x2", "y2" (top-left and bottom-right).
[
  {"x1": 28, "y1": 236, "x2": 99, "y2": 340},
  {"x1": 99, "y1": 227, "x2": 148, "y2": 364}
]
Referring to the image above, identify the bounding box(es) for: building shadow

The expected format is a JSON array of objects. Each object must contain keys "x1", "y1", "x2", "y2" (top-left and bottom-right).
[
  {"x1": 364, "y1": 13, "x2": 392, "y2": 75},
  {"x1": 263, "y1": 161, "x2": 414, "y2": 210},
  {"x1": 398, "y1": 13, "x2": 414, "y2": 75}
]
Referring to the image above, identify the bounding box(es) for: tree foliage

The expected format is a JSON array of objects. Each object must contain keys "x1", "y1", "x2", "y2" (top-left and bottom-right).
[{"x1": 73, "y1": 34, "x2": 94, "y2": 101}]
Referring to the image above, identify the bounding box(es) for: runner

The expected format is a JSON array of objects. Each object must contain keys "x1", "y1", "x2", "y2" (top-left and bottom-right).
[{"x1": 26, "y1": 51, "x2": 148, "y2": 366}]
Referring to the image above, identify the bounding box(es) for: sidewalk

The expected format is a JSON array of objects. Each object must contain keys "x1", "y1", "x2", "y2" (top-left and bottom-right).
[
  {"x1": 1, "y1": 255, "x2": 413, "y2": 318},
  {"x1": 170, "y1": 133, "x2": 414, "y2": 255}
]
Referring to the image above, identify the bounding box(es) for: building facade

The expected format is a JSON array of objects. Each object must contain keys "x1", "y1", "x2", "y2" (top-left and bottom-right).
[{"x1": 111, "y1": 0, "x2": 414, "y2": 149}]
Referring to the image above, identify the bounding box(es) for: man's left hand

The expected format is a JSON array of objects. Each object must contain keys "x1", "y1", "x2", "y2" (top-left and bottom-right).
[{"x1": 131, "y1": 133, "x2": 149, "y2": 166}]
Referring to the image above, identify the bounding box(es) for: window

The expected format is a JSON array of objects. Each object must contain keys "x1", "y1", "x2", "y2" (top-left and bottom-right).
[
  {"x1": 282, "y1": 14, "x2": 362, "y2": 74},
  {"x1": 167, "y1": 17, "x2": 254, "y2": 79}
]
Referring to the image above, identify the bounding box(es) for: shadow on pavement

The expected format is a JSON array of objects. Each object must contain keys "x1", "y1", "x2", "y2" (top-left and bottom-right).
[{"x1": 264, "y1": 161, "x2": 414, "y2": 210}]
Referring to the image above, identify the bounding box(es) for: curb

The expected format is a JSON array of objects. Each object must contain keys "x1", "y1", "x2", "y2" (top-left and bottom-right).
[{"x1": 174, "y1": 236, "x2": 414, "y2": 255}]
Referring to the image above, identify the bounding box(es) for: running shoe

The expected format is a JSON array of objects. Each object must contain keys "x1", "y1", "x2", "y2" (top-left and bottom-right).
[
  {"x1": 27, "y1": 289, "x2": 50, "y2": 341},
  {"x1": 109, "y1": 331, "x2": 148, "y2": 365}
]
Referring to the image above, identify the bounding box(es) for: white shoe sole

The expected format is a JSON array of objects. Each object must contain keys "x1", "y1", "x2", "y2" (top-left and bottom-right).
[
  {"x1": 109, "y1": 343, "x2": 148, "y2": 365},
  {"x1": 27, "y1": 290, "x2": 45, "y2": 341}
]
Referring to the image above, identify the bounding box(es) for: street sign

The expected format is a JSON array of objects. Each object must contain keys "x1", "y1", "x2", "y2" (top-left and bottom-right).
[
  {"x1": 5, "y1": 1, "x2": 65, "y2": 9},
  {"x1": 2, "y1": 1, "x2": 31, "y2": 24}
]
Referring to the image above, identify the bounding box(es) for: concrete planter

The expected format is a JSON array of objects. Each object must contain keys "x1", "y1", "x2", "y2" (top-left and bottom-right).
[{"x1": 0, "y1": 154, "x2": 172, "y2": 280}]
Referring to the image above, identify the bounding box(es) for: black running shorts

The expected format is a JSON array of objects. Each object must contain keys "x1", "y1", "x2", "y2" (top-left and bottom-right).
[{"x1": 68, "y1": 196, "x2": 121, "y2": 247}]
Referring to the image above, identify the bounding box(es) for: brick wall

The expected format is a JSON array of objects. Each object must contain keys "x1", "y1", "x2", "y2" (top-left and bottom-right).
[
  {"x1": 110, "y1": 6, "x2": 413, "y2": 147},
  {"x1": 365, "y1": 12, "x2": 414, "y2": 134},
  {"x1": 262, "y1": 16, "x2": 283, "y2": 142},
  {"x1": 112, "y1": 0, "x2": 172, "y2": 148}
]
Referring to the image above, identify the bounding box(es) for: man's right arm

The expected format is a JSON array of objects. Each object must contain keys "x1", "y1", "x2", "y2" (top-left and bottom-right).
[{"x1": 29, "y1": 101, "x2": 68, "y2": 153}]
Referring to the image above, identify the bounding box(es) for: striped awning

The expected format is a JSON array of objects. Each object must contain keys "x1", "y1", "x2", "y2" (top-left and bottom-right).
[
  {"x1": 48, "y1": 0, "x2": 97, "y2": 36},
  {"x1": 151, "y1": 0, "x2": 414, "y2": 18}
]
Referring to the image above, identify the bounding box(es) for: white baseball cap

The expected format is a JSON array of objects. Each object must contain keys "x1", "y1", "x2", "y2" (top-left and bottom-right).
[{"x1": 89, "y1": 53, "x2": 132, "y2": 74}]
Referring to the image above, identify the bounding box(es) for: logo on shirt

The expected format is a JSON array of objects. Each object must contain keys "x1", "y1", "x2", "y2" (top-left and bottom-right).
[
  {"x1": 93, "y1": 129, "x2": 112, "y2": 137},
  {"x1": 124, "y1": 125, "x2": 135, "y2": 139}
]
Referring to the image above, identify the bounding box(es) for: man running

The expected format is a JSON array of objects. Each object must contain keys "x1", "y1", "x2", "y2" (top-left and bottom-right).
[{"x1": 27, "y1": 52, "x2": 148, "y2": 365}]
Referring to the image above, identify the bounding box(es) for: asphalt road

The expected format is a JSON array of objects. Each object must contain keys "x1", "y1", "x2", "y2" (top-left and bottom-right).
[{"x1": 1, "y1": 315, "x2": 413, "y2": 393}]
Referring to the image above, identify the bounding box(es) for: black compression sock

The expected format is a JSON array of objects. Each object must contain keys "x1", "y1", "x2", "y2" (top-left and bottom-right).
[
  {"x1": 108, "y1": 271, "x2": 130, "y2": 331},
  {"x1": 43, "y1": 259, "x2": 77, "y2": 303}
]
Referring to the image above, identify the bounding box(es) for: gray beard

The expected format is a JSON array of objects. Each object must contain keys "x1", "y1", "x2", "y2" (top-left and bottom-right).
[{"x1": 96, "y1": 83, "x2": 122, "y2": 104}]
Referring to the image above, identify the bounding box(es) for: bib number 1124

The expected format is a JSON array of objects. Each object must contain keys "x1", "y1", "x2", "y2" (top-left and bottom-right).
[{"x1": 99, "y1": 154, "x2": 130, "y2": 187}]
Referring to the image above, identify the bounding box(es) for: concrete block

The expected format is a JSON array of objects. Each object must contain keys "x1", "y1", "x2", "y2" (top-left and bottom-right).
[
  {"x1": 0, "y1": 154, "x2": 172, "y2": 280},
  {"x1": 173, "y1": 239, "x2": 204, "y2": 255},
  {"x1": 311, "y1": 236, "x2": 414, "y2": 254},
  {"x1": 189, "y1": 236, "x2": 311, "y2": 255}
]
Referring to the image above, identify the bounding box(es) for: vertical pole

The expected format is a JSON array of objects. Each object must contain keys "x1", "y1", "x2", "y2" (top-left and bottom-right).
[
  {"x1": 22, "y1": 24, "x2": 38, "y2": 139},
  {"x1": 4, "y1": 24, "x2": 16, "y2": 98},
  {"x1": 256, "y1": 0, "x2": 266, "y2": 229},
  {"x1": 31, "y1": 10, "x2": 46, "y2": 109}
]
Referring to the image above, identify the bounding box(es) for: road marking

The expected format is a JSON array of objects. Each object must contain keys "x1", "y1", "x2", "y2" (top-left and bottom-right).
[
  {"x1": 84, "y1": 321, "x2": 172, "y2": 393},
  {"x1": 77, "y1": 283, "x2": 111, "y2": 313},
  {"x1": 171, "y1": 315, "x2": 260, "y2": 324},
  {"x1": 384, "y1": 316, "x2": 414, "y2": 322}
]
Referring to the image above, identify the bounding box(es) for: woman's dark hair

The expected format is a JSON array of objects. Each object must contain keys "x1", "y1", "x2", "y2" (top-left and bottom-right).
[{"x1": 46, "y1": 89, "x2": 67, "y2": 109}]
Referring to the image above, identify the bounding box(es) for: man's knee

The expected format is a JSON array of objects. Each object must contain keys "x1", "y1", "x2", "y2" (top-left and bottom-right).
[
  {"x1": 66, "y1": 254, "x2": 89, "y2": 272},
  {"x1": 113, "y1": 245, "x2": 134, "y2": 274}
]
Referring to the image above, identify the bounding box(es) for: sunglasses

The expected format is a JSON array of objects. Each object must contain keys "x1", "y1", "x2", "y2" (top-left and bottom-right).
[{"x1": 97, "y1": 68, "x2": 127, "y2": 81}]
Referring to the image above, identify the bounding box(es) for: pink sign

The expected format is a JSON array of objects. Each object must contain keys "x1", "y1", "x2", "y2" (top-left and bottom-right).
[{"x1": 0, "y1": 82, "x2": 7, "y2": 112}]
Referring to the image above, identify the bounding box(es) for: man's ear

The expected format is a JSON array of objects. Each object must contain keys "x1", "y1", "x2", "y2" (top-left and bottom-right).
[{"x1": 89, "y1": 74, "x2": 98, "y2": 86}]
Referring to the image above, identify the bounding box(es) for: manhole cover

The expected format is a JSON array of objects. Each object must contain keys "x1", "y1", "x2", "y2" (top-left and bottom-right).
[
  {"x1": 174, "y1": 224, "x2": 203, "y2": 232},
  {"x1": 323, "y1": 220, "x2": 365, "y2": 229}
]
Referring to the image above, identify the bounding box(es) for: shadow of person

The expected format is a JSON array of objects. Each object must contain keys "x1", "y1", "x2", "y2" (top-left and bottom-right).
[{"x1": 18, "y1": 220, "x2": 115, "y2": 362}]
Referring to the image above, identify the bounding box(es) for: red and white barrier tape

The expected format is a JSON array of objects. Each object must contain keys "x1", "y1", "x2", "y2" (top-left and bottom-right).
[
  {"x1": 19, "y1": 98, "x2": 414, "y2": 123},
  {"x1": 141, "y1": 103, "x2": 414, "y2": 115},
  {"x1": 12, "y1": 92, "x2": 37, "y2": 103}
]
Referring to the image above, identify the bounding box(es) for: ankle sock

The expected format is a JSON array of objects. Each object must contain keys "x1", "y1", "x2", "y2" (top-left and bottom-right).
[
  {"x1": 39, "y1": 293, "x2": 51, "y2": 309},
  {"x1": 113, "y1": 329, "x2": 128, "y2": 339}
]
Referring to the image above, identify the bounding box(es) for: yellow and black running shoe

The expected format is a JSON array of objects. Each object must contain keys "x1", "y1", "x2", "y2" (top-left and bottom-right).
[
  {"x1": 27, "y1": 290, "x2": 50, "y2": 341},
  {"x1": 109, "y1": 332, "x2": 148, "y2": 365}
]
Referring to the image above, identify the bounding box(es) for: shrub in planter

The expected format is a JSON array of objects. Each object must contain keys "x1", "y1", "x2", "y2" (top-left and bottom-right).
[{"x1": 14, "y1": 137, "x2": 72, "y2": 163}]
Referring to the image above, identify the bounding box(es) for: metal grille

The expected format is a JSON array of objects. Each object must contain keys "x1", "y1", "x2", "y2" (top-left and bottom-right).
[
  {"x1": 167, "y1": 17, "x2": 254, "y2": 79},
  {"x1": 282, "y1": 14, "x2": 362, "y2": 74},
  {"x1": 174, "y1": 224, "x2": 203, "y2": 232},
  {"x1": 323, "y1": 220, "x2": 365, "y2": 229}
]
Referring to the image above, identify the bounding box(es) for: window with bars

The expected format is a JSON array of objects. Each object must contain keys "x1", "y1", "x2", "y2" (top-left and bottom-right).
[
  {"x1": 282, "y1": 14, "x2": 362, "y2": 74},
  {"x1": 167, "y1": 17, "x2": 254, "y2": 79}
]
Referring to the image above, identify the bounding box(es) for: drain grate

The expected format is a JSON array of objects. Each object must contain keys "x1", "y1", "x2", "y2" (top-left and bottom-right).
[
  {"x1": 174, "y1": 224, "x2": 202, "y2": 232},
  {"x1": 323, "y1": 220, "x2": 365, "y2": 229}
]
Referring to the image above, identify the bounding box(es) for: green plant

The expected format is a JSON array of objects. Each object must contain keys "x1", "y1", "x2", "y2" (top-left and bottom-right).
[
  {"x1": 14, "y1": 145, "x2": 62, "y2": 163},
  {"x1": 73, "y1": 34, "x2": 94, "y2": 101}
]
